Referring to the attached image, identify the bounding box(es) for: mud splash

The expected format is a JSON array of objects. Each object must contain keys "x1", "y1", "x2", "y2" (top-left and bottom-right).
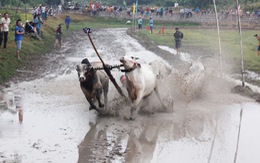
[{"x1": 1, "y1": 28, "x2": 260, "y2": 163}]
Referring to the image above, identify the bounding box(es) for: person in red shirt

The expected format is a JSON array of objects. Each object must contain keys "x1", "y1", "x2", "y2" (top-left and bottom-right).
[{"x1": 95, "y1": 2, "x2": 100, "y2": 10}]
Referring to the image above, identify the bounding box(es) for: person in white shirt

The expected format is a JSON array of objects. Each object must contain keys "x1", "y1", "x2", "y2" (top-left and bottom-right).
[
  {"x1": 58, "y1": 4, "x2": 62, "y2": 15},
  {"x1": 41, "y1": 5, "x2": 46, "y2": 19},
  {"x1": 0, "y1": 13, "x2": 11, "y2": 51},
  {"x1": 31, "y1": 7, "x2": 37, "y2": 18}
]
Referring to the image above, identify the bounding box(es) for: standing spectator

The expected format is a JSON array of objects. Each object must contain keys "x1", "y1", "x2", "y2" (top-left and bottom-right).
[
  {"x1": 255, "y1": 34, "x2": 260, "y2": 56},
  {"x1": 58, "y1": 4, "x2": 62, "y2": 15},
  {"x1": 137, "y1": 16, "x2": 142, "y2": 31},
  {"x1": 173, "y1": 27, "x2": 184, "y2": 55},
  {"x1": 0, "y1": 13, "x2": 11, "y2": 52},
  {"x1": 41, "y1": 5, "x2": 46, "y2": 20},
  {"x1": 37, "y1": 5, "x2": 42, "y2": 17},
  {"x1": 145, "y1": 6, "x2": 150, "y2": 15},
  {"x1": 174, "y1": 2, "x2": 179, "y2": 8},
  {"x1": 156, "y1": 7, "x2": 160, "y2": 16},
  {"x1": 65, "y1": 15, "x2": 71, "y2": 30},
  {"x1": 31, "y1": 7, "x2": 37, "y2": 18},
  {"x1": 48, "y1": 7, "x2": 54, "y2": 17},
  {"x1": 54, "y1": 24, "x2": 62, "y2": 48},
  {"x1": 149, "y1": 17, "x2": 153, "y2": 34},
  {"x1": 34, "y1": 14, "x2": 43, "y2": 36},
  {"x1": 14, "y1": 19, "x2": 25, "y2": 60},
  {"x1": 160, "y1": 7, "x2": 164, "y2": 17},
  {"x1": 169, "y1": 8, "x2": 173, "y2": 16},
  {"x1": 195, "y1": 7, "x2": 200, "y2": 14}
]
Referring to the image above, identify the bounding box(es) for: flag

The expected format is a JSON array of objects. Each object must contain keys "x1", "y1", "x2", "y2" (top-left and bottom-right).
[
  {"x1": 136, "y1": 0, "x2": 138, "y2": 14},
  {"x1": 237, "y1": 4, "x2": 241, "y2": 15},
  {"x1": 132, "y1": 3, "x2": 135, "y2": 14},
  {"x1": 237, "y1": 4, "x2": 240, "y2": 11}
]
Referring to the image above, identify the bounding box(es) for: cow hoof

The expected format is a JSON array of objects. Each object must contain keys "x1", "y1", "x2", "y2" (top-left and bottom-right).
[
  {"x1": 123, "y1": 115, "x2": 135, "y2": 121},
  {"x1": 99, "y1": 103, "x2": 104, "y2": 108},
  {"x1": 129, "y1": 116, "x2": 136, "y2": 121},
  {"x1": 89, "y1": 106, "x2": 97, "y2": 110}
]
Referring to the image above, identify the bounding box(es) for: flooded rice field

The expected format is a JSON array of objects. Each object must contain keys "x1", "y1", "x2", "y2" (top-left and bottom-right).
[{"x1": 0, "y1": 28, "x2": 260, "y2": 163}]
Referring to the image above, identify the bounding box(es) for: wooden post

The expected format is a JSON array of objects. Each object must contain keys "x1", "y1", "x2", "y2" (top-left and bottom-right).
[
  {"x1": 235, "y1": 0, "x2": 245, "y2": 87},
  {"x1": 83, "y1": 28, "x2": 127, "y2": 98}
]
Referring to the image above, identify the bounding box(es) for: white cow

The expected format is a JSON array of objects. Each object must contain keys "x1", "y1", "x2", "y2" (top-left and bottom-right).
[{"x1": 120, "y1": 56, "x2": 168, "y2": 119}]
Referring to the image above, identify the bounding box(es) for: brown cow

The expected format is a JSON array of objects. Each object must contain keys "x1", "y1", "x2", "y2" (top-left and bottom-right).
[{"x1": 76, "y1": 58, "x2": 109, "y2": 113}]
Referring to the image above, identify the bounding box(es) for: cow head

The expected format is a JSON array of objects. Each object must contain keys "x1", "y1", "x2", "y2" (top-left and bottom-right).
[
  {"x1": 76, "y1": 60, "x2": 95, "y2": 82},
  {"x1": 120, "y1": 56, "x2": 141, "y2": 71}
]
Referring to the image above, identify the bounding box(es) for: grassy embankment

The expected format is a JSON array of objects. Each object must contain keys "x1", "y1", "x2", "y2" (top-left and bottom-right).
[
  {"x1": 138, "y1": 27, "x2": 260, "y2": 74},
  {"x1": 0, "y1": 11, "x2": 133, "y2": 84}
]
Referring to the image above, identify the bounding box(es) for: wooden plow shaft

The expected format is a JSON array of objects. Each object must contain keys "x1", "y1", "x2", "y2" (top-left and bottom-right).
[{"x1": 83, "y1": 27, "x2": 126, "y2": 98}]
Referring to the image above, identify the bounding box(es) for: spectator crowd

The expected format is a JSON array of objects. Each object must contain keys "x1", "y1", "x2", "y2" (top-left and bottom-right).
[{"x1": 0, "y1": 3, "x2": 69, "y2": 60}]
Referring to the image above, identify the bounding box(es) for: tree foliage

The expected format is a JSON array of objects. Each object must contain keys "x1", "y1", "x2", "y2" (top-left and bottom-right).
[
  {"x1": 0, "y1": 0, "x2": 259, "y2": 9},
  {"x1": 102, "y1": 0, "x2": 259, "y2": 9},
  {"x1": 0, "y1": 0, "x2": 64, "y2": 7}
]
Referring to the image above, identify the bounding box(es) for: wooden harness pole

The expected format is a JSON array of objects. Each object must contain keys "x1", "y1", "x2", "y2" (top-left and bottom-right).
[{"x1": 83, "y1": 27, "x2": 127, "y2": 98}]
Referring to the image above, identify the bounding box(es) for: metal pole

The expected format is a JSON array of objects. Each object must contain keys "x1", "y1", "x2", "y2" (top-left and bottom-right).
[
  {"x1": 212, "y1": 0, "x2": 223, "y2": 75},
  {"x1": 135, "y1": 0, "x2": 138, "y2": 31},
  {"x1": 133, "y1": 13, "x2": 135, "y2": 31},
  {"x1": 235, "y1": 0, "x2": 245, "y2": 87},
  {"x1": 25, "y1": 0, "x2": 27, "y2": 20}
]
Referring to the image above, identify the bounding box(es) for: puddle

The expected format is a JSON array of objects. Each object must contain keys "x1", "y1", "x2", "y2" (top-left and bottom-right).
[{"x1": 1, "y1": 28, "x2": 260, "y2": 163}]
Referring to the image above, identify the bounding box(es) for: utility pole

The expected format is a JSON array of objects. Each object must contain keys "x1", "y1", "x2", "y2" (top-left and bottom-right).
[
  {"x1": 235, "y1": 0, "x2": 245, "y2": 87},
  {"x1": 25, "y1": 0, "x2": 27, "y2": 21},
  {"x1": 213, "y1": 0, "x2": 223, "y2": 76}
]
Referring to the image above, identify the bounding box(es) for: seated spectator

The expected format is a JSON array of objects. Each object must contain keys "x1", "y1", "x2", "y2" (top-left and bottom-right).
[
  {"x1": 25, "y1": 20, "x2": 35, "y2": 34},
  {"x1": 195, "y1": 7, "x2": 200, "y2": 13}
]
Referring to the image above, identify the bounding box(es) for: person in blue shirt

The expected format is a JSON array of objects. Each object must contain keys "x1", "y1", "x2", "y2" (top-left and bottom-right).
[
  {"x1": 65, "y1": 15, "x2": 71, "y2": 30},
  {"x1": 137, "y1": 16, "x2": 142, "y2": 31},
  {"x1": 149, "y1": 17, "x2": 153, "y2": 34},
  {"x1": 195, "y1": 7, "x2": 200, "y2": 13},
  {"x1": 14, "y1": 19, "x2": 24, "y2": 60},
  {"x1": 34, "y1": 14, "x2": 42, "y2": 36}
]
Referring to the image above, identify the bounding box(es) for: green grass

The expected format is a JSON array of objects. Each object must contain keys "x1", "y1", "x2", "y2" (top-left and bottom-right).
[
  {"x1": 0, "y1": 12, "x2": 133, "y2": 84},
  {"x1": 0, "y1": 10, "x2": 56, "y2": 83},
  {"x1": 138, "y1": 28, "x2": 260, "y2": 73}
]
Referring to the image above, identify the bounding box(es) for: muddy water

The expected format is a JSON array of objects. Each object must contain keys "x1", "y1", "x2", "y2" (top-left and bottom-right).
[
  {"x1": 0, "y1": 28, "x2": 260, "y2": 163},
  {"x1": 0, "y1": 74, "x2": 96, "y2": 162}
]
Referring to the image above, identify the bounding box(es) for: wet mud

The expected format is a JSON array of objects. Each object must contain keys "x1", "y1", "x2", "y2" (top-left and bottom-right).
[{"x1": 0, "y1": 28, "x2": 259, "y2": 163}]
